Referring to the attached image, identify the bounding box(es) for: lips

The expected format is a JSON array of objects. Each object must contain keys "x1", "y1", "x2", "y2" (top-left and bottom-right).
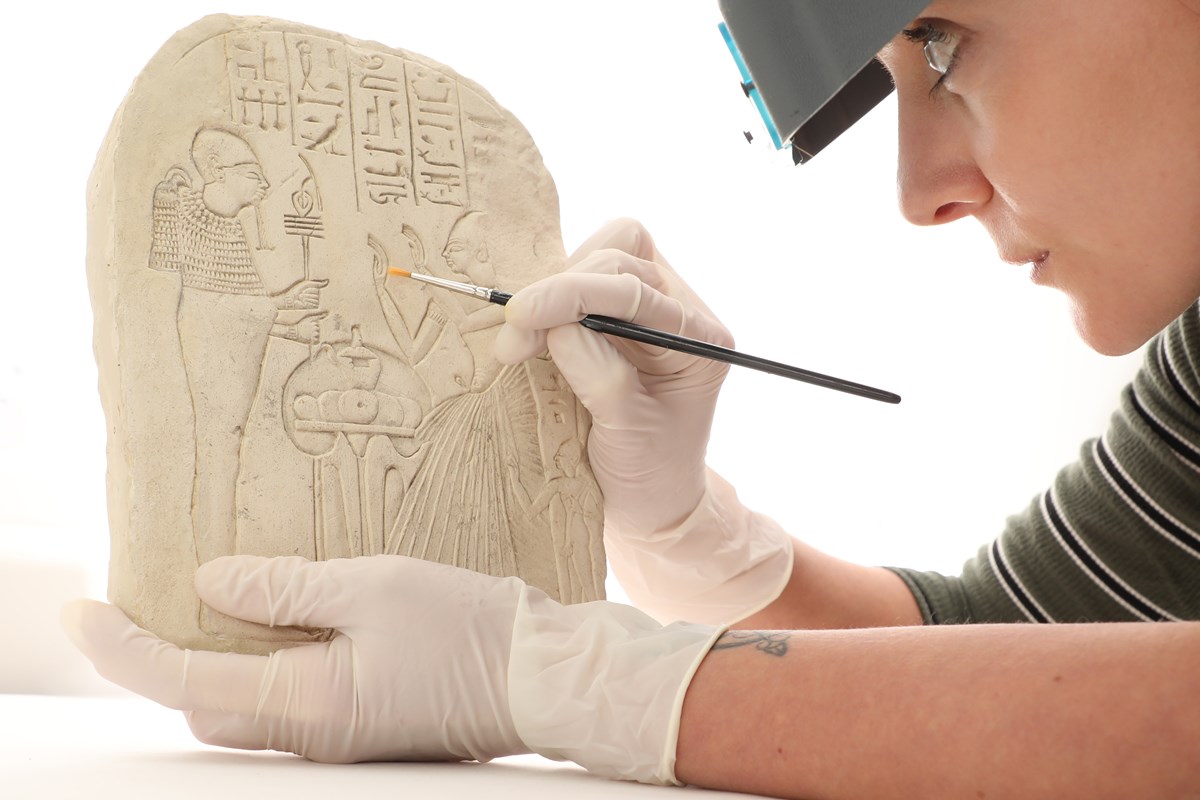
[
  {"x1": 999, "y1": 250, "x2": 1050, "y2": 267},
  {"x1": 996, "y1": 248, "x2": 1052, "y2": 284},
  {"x1": 1028, "y1": 252, "x2": 1051, "y2": 284}
]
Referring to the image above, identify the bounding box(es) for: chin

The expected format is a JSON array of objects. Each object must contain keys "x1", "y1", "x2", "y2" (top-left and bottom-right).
[{"x1": 1069, "y1": 302, "x2": 1170, "y2": 357}]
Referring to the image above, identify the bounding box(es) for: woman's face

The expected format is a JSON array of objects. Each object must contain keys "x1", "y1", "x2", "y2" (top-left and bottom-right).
[{"x1": 878, "y1": 0, "x2": 1200, "y2": 354}]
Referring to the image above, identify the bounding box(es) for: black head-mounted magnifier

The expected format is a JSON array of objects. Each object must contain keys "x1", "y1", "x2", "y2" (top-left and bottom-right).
[{"x1": 718, "y1": 0, "x2": 928, "y2": 164}]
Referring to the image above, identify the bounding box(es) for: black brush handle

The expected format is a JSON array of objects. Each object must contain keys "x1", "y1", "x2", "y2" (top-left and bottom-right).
[{"x1": 488, "y1": 290, "x2": 899, "y2": 404}]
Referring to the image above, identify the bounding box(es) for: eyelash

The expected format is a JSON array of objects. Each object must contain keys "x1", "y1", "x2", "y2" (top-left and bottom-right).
[{"x1": 902, "y1": 23, "x2": 960, "y2": 94}]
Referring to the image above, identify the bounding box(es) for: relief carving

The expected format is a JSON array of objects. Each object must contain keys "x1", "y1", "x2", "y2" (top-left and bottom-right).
[{"x1": 89, "y1": 15, "x2": 604, "y2": 654}]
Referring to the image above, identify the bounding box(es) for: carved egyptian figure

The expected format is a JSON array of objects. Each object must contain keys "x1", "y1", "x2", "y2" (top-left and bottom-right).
[
  {"x1": 149, "y1": 128, "x2": 326, "y2": 569},
  {"x1": 512, "y1": 439, "x2": 605, "y2": 603},
  {"x1": 381, "y1": 211, "x2": 539, "y2": 583}
]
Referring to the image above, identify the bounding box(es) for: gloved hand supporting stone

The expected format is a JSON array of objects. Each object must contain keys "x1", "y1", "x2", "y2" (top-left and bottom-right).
[{"x1": 63, "y1": 554, "x2": 720, "y2": 784}]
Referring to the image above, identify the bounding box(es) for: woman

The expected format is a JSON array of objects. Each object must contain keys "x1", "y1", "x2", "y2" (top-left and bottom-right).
[{"x1": 66, "y1": 2, "x2": 1200, "y2": 797}]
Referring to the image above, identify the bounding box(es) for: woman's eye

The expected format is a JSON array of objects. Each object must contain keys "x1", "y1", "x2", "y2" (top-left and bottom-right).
[
  {"x1": 923, "y1": 32, "x2": 961, "y2": 76},
  {"x1": 903, "y1": 23, "x2": 963, "y2": 90}
]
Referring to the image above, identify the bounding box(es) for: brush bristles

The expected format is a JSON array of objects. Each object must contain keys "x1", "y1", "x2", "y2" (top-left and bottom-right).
[{"x1": 388, "y1": 267, "x2": 412, "y2": 278}]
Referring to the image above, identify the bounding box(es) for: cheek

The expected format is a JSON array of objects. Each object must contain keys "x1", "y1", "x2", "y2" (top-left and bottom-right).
[
  {"x1": 977, "y1": 65, "x2": 1198, "y2": 260},
  {"x1": 965, "y1": 6, "x2": 1200, "y2": 352}
]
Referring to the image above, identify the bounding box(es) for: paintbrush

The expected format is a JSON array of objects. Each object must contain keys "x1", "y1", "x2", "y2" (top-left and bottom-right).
[{"x1": 388, "y1": 267, "x2": 900, "y2": 404}]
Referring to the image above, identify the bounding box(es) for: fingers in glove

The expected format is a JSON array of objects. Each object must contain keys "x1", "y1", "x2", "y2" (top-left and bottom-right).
[
  {"x1": 186, "y1": 702, "x2": 350, "y2": 762},
  {"x1": 186, "y1": 709, "x2": 269, "y2": 752},
  {"x1": 566, "y1": 250, "x2": 732, "y2": 350},
  {"x1": 496, "y1": 220, "x2": 674, "y2": 366},
  {"x1": 61, "y1": 599, "x2": 282, "y2": 715},
  {"x1": 494, "y1": 323, "x2": 548, "y2": 365},
  {"x1": 544, "y1": 322, "x2": 652, "y2": 419},
  {"x1": 565, "y1": 217, "x2": 656, "y2": 266},
  {"x1": 507, "y1": 250, "x2": 731, "y2": 341},
  {"x1": 195, "y1": 555, "x2": 367, "y2": 630},
  {"x1": 504, "y1": 273, "x2": 731, "y2": 383},
  {"x1": 566, "y1": 219, "x2": 722, "y2": 323},
  {"x1": 495, "y1": 269, "x2": 675, "y2": 370},
  {"x1": 508, "y1": 268, "x2": 682, "y2": 334},
  {"x1": 496, "y1": 218, "x2": 731, "y2": 383}
]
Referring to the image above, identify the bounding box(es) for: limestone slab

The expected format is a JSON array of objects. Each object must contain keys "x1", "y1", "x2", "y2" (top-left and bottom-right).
[{"x1": 88, "y1": 15, "x2": 605, "y2": 654}]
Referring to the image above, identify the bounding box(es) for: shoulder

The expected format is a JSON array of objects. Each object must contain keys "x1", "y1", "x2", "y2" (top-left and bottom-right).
[{"x1": 1150, "y1": 303, "x2": 1200, "y2": 412}]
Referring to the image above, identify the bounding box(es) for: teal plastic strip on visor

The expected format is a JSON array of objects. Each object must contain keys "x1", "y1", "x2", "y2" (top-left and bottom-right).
[{"x1": 718, "y1": 22, "x2": 784, "y2": 150}]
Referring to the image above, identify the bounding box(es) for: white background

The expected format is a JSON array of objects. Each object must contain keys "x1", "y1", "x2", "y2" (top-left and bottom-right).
[{"x1": 1, "y1": 1, "x2": 1143, "y2": 689}]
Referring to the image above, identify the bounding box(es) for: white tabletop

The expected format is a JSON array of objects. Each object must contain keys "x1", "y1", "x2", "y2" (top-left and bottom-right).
[{"x1": 1, "y1": 693, "x2": 754, "y2": 800}]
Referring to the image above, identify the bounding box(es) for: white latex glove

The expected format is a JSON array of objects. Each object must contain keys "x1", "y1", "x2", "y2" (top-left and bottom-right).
[
  {"x1": 495, "y1": 219, "x2": 793, "y2": 624},
  {"x1": 63, "y1": 554, "x2": 720, "y2": 783}
]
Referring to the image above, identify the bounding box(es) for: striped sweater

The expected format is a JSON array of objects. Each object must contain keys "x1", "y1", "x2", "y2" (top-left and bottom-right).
[{"x1": 891, "y1": 303, "x2": 1200, "y2": 624}]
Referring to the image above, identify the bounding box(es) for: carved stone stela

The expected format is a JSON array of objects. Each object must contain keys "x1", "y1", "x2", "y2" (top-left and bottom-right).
[{"x1": 88, "y1": 16, "x2": 605, "y2": 654}]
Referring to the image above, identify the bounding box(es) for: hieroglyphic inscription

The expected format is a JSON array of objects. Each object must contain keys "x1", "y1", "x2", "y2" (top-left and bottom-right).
[
  {"x1": 286, "y1": 34, "x2": 351, "y2": 156},
  {"x1": 227, "y1": 33, "x2": 289, "y2": 131},
  {"x1": 227, "y1": 34, "x2": 469, "y2": 210},
  {"x1": 408, "y1": 68, "x2": 468, "y2": 207},
  {"x1": 350, "y1": 48, "x2": 414, "y2": 208}
]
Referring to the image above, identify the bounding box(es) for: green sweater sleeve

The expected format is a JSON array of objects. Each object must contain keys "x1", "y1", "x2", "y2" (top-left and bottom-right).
[{"x1": 890, "y1": 304, "x2": 1200, "y2": 624}]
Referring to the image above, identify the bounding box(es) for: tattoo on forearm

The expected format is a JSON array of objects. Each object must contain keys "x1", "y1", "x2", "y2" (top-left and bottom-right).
[{"x1": 711, "y1": 630, "x2": 791, "y2": 657}]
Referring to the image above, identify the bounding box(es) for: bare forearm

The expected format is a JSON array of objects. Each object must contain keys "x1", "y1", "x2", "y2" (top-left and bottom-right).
[
  {"x1": 737, "y1": 538, "x2": 922, "y2": 630},
  {"x1": 677, "y1": 622, "x2": 1200, "y2": 799}
]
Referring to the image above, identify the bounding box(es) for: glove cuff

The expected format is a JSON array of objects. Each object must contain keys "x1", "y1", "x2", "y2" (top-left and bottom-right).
[
  {"x1": 507, "y1": 587, "x2": 723, "y2": 785},
  {"x1": 605, "y1": 468, "x2": 794, "y2": 625}
]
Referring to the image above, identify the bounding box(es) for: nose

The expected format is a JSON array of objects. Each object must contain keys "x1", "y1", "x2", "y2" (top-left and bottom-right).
[{"x1": 895, "y1": 90, "x2": 992, "y2": 226}]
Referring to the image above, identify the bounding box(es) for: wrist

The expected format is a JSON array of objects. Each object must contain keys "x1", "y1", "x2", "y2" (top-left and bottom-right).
[
  {"x1": 507, "y1": 587, "x2": 723, "y2": 784},
  {"x1": 605, "y1": 469, "x2": 794, "y2": 625}
]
